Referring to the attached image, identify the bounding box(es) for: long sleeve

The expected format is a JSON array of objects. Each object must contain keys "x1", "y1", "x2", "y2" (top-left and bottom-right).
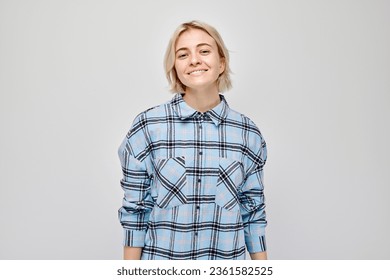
[
  {"x1": 117, "y1": 93, "x2": 269, "y2": 259},
  {"x1": 118, "y1": 113, "x2": 154, "y2": 247},
  {"x1": 239, "y1": 128, "x2": 267, "y2": 253}
]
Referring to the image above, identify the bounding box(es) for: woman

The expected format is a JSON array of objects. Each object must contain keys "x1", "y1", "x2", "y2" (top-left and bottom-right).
[{"x1": 118, "y1": 20, "x2": 268, "y2": 260}]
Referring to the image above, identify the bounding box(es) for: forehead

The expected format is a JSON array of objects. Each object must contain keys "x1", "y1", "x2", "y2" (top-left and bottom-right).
[{"x1": 175, "y1": 28, "x2": 217, "y2": 50}]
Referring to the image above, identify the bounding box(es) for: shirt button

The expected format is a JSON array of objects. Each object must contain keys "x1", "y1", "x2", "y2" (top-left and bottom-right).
[
  {"x1": 194, "y1": 232, "x2": 198, "y2": 236},
  {"x1": 199, "y1": 151, "x2": 203, "y2": 155},
  {"x1": 197, "y1": 179, "x2": 201, "y2": 183},
  {"x1": 196, "y1": 205, "x2": 200, "y2": 210}
]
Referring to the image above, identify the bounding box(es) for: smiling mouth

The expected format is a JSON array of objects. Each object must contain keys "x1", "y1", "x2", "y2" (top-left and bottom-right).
[{"x1": 188, "y1": 69, "x2": 208, "y2": 75}]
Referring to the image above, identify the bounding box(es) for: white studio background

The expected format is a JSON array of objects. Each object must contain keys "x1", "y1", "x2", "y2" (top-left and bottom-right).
[{"x1": 0, "y1": 0, "x2": 389, "y2": 259}]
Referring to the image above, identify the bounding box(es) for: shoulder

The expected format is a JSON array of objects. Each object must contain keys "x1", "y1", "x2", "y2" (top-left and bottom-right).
[
  {"x1": 226, "y1": 107, "x2": 267, "y2": 166},
  {"x1": 134, "y1": 101, "x2": 170, "y2": 121},
  {"x1": 226, "y1": 107, "x2": 266, "y2": 143},
  {"x1": 123, "y1": 99, "x2": 171, "y2": 141},
  {"x1": 129, "y1": 98, "x2": 173, "y2": 127}
]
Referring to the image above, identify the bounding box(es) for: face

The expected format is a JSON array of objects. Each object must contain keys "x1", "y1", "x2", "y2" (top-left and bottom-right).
[{"x1": 174, "y1": 28, "x2": 225, "y2": 92}]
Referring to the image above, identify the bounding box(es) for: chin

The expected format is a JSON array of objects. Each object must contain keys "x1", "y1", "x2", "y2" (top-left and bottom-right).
[{"x1": 186, "y1": 80, "x2": 216, "y2": 89}]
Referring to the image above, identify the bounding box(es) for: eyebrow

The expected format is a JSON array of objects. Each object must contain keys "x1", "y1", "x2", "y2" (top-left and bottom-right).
[{"x1": 175, "y1": 43, "x2": 212, "y2": 54}]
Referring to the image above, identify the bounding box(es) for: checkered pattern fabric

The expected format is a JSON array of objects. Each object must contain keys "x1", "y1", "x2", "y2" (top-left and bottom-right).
[{"x1": 118, "y1": 93, "x2": 267, "y2": 260}]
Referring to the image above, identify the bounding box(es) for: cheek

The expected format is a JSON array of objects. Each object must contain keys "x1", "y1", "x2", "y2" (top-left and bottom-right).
[
  {"x1": 174, "y1": 62, "x2": 184, "y2": 76},
  {"x1": 174, "y1": 65, "x2": 186, "y2": 83}
]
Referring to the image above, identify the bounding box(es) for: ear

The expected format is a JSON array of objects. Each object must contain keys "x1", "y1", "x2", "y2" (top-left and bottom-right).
[{"x1": 219, "y1": 57, "x2": 226, "y2": 75}]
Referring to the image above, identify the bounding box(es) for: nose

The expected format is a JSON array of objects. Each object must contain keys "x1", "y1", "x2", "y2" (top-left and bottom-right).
[{"x1": 190, "y1": 53, "x2": 201, "y2": 66}]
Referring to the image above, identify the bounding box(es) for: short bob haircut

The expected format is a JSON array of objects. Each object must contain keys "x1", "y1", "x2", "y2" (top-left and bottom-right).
[{"x1": 164, "y1": 20, "x2": 232, "y2": 93}]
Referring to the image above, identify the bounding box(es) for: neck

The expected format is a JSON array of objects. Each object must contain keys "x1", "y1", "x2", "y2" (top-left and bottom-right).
[{"x1": 183, "y1": 87, "x2": 221, "y2": 113}]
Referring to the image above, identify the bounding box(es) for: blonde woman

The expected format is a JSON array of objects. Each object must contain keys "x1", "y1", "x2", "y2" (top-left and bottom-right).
[{"x1": 118, "y1": 21, "x2": 268, "y2": 260}]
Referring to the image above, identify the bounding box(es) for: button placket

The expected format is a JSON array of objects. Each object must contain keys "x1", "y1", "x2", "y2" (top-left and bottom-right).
[
  {"x1": 197, "y1": 117, "x2": 203, "y2": 156},
  {"x1": 193, "y1": 114, "x2": 204, "y2": 247}
]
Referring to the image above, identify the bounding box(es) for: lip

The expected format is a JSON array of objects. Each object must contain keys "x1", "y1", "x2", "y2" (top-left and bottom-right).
[{"x1": 187, "y1": 69, "x2": 208, "y2": 75}]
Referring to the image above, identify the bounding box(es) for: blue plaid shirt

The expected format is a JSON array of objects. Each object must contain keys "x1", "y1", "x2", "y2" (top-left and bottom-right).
[{"x1": 118, "y1": 93, "x2": 267, "y2": 260}]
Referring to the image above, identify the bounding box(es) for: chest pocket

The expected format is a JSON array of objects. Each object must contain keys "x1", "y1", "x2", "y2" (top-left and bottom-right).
[
  {"x1": 216, "y1": 157, "x2": 245, "y2": 212},
  {"x1": 153, "y1": 156, "x2": 188, "y2": 209}
]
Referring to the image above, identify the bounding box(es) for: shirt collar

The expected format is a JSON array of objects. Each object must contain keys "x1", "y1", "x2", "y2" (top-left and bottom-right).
[{"x1": 170, "y1": 93, "x2": 230, "y2": 126}]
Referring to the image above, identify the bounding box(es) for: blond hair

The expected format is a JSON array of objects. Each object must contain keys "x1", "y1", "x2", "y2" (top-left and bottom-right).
[{"x1": 164, "y1": 20, "x2": 232, "y2": 93}]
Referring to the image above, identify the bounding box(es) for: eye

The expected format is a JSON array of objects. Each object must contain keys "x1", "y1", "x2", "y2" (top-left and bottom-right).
[
  {"x1": 200, "y1": 49, "x2": 210, "y2": 55},
  {"x1": 177, "y1": 53, "x2": 188, "y2": 59}
]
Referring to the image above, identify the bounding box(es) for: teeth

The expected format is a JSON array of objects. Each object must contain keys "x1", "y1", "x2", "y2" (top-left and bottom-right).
[{"x1": 190, "y1": 70, "x2": 206, "y2": 74}]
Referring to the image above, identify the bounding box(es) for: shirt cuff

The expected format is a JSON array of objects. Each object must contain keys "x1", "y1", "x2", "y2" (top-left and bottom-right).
[
  {"x1": 123, "y1": 229, "x2": 146, "y2": 247},
  {"x1": 245, "y1": 234, "x2": 267, "y2": 253}
]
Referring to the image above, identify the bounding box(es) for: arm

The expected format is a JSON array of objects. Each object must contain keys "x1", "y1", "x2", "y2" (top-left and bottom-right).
[
  {"x1": 118, "y1": 114, "x2": 154, "y2": 259},
  {"x1": 239, "y1": 127, "x2": 268, "y2": 257}
]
